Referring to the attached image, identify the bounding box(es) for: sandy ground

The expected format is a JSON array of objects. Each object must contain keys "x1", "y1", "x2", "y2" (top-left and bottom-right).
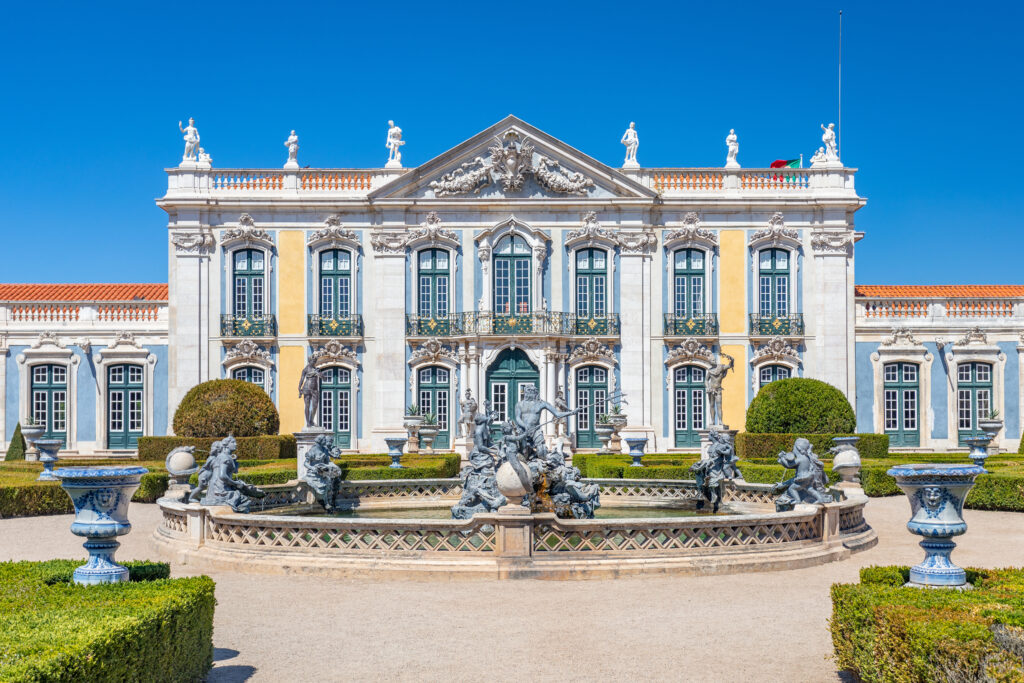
[{"x1": 3, "y1": 497, "x2": 1024, "y2": 682}]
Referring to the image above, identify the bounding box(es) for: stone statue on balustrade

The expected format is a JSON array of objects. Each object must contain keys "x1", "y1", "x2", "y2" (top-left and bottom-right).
[
  {"x1": 725, "y1": 129, "x2": 740, "y2": 169},
  {"x1": 689, "y1": 427, "x2": 743, "y2": 513},
  {"x1": 821, "y1": 123, "x2": 839, "y2": 162},
  {"x1": 771, "y1": 437, "x2": 833, "y2": 512},
  {"x1": 304, "y1": 434, "x2": 343, "y2": 512},
  {"x1": 298, "y1": 358, "x2": 325, "y2": 428},
  {"x1": 191, "y1": 435, "x2": 267, "y2": 513},
  {"x1": 621, "y1": 122, "x2": 639, "y2": 168},
  {"x1": 179, "y1": 118, "x2": 200, "y2": 162},
  {"x1": 705, "y1": 353, "x2": 734, "y2": 427},
  {"x1": 385, "y1": 120, "x2": 405, "y2": 168},
  {"x1": 460, "y1": 389, "x2": 478, "y2": 439},
  {"x1": 809, "y1": 146, "x2": 827, "y2": 167},
  {"x1": 553, "y1": 388, "x2": 570, "y2": 437},
  {"x1": 284, "y1": 130, "x2": 300, "y2": 168}
]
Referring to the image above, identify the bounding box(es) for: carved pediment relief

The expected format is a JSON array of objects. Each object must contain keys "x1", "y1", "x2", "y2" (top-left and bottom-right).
[
  {"x1": 565, "y1": 212, "x2": 617, "y2": 249},
  {"x1": 307, "y1": 216, "x2": 359, "y2": 250},
  {"x1": 749, "y1": 213, "x2": 801, "y2": 250},
  {"x1": 751, "y1": 338, "x2": 801, "y2": 365},
  {"x1": 664, "y1": 212, "x2": 717, "y2": 250},
  {"x1": 568, "y1": 337, "x2": 616, "y2": 366},
  {"x1": 222, "y1": 214, "x2": 274, "y2": 249}
]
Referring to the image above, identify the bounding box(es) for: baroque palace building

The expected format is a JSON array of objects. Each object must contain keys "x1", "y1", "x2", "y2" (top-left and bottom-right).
[{"x1": 1, "y1": 116, "x2": 1022, "y2": 456}]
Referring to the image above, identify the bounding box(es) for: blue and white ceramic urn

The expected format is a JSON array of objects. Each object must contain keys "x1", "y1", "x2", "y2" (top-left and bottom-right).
[
  {"x1": 55, "y1": 466, "x2": 148, "y2": 585},
  {"x1": 625, "y1": 437, "x2": 648, "y2": 467},
  {"x1": 886, "y1": 463, "x2": 985, "y2": 588}
]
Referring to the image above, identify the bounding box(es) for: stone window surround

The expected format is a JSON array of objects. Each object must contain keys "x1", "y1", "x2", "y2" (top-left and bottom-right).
[
  {"x1": 945, "y1": 344, "x2": 1006, "y2": 443},
  {"x1": 220, "y1": 234, "x2": 275, "y2": 319},
  {"x1": 870, "y1": 343, "x2": 933, "y2": 448},
  {"x1": 308, "y1": 243, "x2": 361, "y2": 322},
  {"x1": 411, "y1": 246, "x2": 455, "y2": 319},
  {"x1": 16, "y1": 341, "x2": 81, "y2": 452},
  {"x1": 750, "y1": 245, "x2": 799, "y2": 319},
  {"x1": 311, "y1": 349, "x2": 361, "y2": 451},
  {"x1": 565, "y1": 341, "x2": 618, "y2": 401},
  {"x1": 94, "y1": 340, "x2": 158, "y2": 452},
  {"x1": 664, "y1": 245, "x2": 714, "y2": 319},
  {"x1": 569, "y1": 245, "x2": 617, "y2": 317},
  {"x1": 408, "y1": 358, "x2": 458, "y2": 439},
  {"x1": 222, "y1": 349, "x2": 274, "y2": 396},
  {"x1": 749, "y1": 340, "x2": 802, "y2": 395},
  {"x1": 475, "y1": 216, "x2": 550, "y2": 313}
]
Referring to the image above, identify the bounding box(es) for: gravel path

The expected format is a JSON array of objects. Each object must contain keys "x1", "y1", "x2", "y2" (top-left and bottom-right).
[{"x1": 2, "y1": 496, "x2": 1023, "y2": 682}]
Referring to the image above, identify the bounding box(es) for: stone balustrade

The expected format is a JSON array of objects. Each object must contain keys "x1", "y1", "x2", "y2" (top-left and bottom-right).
[
  {"x1": 0, "y1": 302, "x2": 167, "y2": 326},
  {"x1": 629, "y1": 167, "x2": 854, "y2": 196},
  {"x1": 857, "y1": 298, "x2": 1024, "y2": 322}
]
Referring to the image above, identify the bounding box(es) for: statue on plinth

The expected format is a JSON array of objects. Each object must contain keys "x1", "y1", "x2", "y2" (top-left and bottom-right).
[
  {"x1": 460, "y1": 389, "x2": 478, "y2": 439},
  {"x1": 705, "y1": 353, "x2": 734, "y2": 427},
  {"x1": 284, "y1": 130, "x2": 300, "y2": 168},
  {"x1": 689, "y1": 427, "x2": 742, "y2": 512},
  {"x1": 553, "y1": 388, "x2": 570, "y2": 437},
  {"x1": 725, "y1": 129, "x2": 740, "y2": 169},
  {"x1": 192, "y1": 435, "x2": 266, "y2": 513},
  {"x1": 621, "y1": 122, "x2": 639, "y2": 168},
  {"x1": 821, "y1": 123, "x2": 839, "y2": 162},
  {"x1": 179, "y1": 118, "x2": 200, "y2": 162},
  {"x1": 772, "y1": 438, "x2": 834, "y2": 511},
  {"x1": 197, "y1": 148, "x2": 212, "y2": 165},
  {"x1": 304, "y1": 434, "x2": 343, "y2": 512},
  {"x1": 298, "y1": 358, "x2": 325, "y2": 428},
  {"x1": 810, "y1": 146, "x2": 827, "y2": 167},
  {"x1": 385, "y1": 120, "x2": 405, "y2": 168}
]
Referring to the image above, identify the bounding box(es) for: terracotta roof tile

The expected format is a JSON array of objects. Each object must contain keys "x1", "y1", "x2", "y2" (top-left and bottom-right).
[
  {"x1": 0, "y1": 284, "x2": 167, "y2": 302},
  {"x1": 855, "y1": 285, "x2": 1024, "y2": 298}
]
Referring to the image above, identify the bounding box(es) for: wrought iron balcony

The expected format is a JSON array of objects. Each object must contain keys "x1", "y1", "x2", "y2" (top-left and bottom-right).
[
  {"x1": 307, "y1": 313, "x2": 364, "y2": 337},
  {"x1": 663, "y1": 313, "x2": 718, "y2": 336},
  {"x1": 220, "y1": 314, "x2": 277, "y2": 337},
  {"x1": 406, "y1": 312, "x2": 620, "y2": 338},
  {"x1": 749, "y1": 313, "x2": 805, "y2": 336}
]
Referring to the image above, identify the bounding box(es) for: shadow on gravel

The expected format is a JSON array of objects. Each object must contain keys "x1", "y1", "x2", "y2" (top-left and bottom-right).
[
  {"x1": 213, "y1": 648, "x2": 240, "y2": 662},
  {"x1": 207, "y1": 664, "x2": 256, "y2": 682}
]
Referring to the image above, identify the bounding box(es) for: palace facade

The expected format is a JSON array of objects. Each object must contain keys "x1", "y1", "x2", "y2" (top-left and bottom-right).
[{"x1": 1, "y1": 116, "x2": 1021, "y2": 456}]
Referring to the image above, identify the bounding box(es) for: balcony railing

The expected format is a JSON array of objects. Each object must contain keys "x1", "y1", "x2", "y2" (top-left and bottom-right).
[
  {"x1": 221, "y1": 314, "x2": 277, "y2": 337},
  {"x1": 663, "y1": 313, "x2": 719, "y2": 336},
  {"x1": 749, "y1": 313, "x2": 805, "y2": 336},
  {"x1": 307, "y1": 314, "x2": 364, "y2": 337},
  {"x1": 406, "y1": 312, "x2": 620, "y2": 337}
]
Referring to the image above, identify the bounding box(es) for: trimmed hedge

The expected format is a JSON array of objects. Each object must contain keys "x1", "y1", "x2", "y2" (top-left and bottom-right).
[
  {"x1": 831, "y1": 565, "x2": 1024, "y2": 682},
  {"x1": 5, "y1": 422, "x2": 26, "y2": 461},
  {"x1": 173, "y1": 379, "x2": 279, "y2": 437},
  {"x1": 736, "y1": 433, "x2": 889, "y2": 460},
  {"x1": 138, "y1": 435, "x2": 297, "y2": 461},
  {"x1": 746, "y1": 378, "x2": 856, "y2": 433},
  {"x1": 0, "y1": 560, "x2": 214, "y2": 682}
]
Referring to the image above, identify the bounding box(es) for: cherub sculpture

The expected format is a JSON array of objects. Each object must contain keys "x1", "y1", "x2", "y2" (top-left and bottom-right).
[
  {"x1": 304, "y1": 434, "x2": 343, "y2": 511},
  {"x1": 689, "y1": 428, "x2": 743, "y2": 512},
  {"x1": 772, "y1": 437, "x2": 833, "y2": 512},
  {"x1": 193, "y1": 435, "x2": 267, "y2": 513}
]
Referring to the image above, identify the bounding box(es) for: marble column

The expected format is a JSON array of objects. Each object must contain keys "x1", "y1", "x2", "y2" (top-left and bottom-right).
[
  {"x1": 168, "y1": 230, "x2": 213, "y2": 432},
  {"x1": 368, "y1": 235, "x2": 410, "y2": 449},
  {"x1": 616, "y1": 233, "x2": 657, "y2": 442},
  {"x1": 468, "y1": 344, "x2": 481, "y2": 406},
  {"x1": 811, "y1": 231, "x2": 855, "y2": 400},
  {"x1": 545, "y1": 346, "x2": 558, "y2": 438}
]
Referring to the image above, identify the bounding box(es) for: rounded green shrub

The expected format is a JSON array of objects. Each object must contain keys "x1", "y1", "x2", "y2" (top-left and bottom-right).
[
  {"x1": 745, "y1": 377, "x2": 855, "y2": 434},
  {"x1": 172, "y1": 379, "x2": 279, "y2": 438},
  {"x1": 5, "y1": 423, "x2": 26, "y2": 461}
]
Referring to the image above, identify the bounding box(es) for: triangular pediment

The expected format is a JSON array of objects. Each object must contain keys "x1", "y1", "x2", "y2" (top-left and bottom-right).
[{"x1": 369, "y1": 115, "x2": 657, "y2": 201}]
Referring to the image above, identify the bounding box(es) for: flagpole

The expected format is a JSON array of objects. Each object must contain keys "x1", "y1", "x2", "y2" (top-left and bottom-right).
[{"x1": 838, "y1": 9, "x2": 843, "y2": 156}]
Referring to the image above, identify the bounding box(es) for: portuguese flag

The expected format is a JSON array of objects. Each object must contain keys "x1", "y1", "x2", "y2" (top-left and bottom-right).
[{"x1": 770, "y1": 158, "x2": 801, "y2": 169}]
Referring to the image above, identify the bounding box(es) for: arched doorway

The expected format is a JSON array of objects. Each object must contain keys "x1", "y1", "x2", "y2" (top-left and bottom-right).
[{"x1": 485, "y1": 348, "x2": 539, "y2": 437}]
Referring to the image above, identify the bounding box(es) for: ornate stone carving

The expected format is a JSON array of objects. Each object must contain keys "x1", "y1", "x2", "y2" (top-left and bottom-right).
[
  {"x1": 753, "y1": 338, "x2": 800, "y2": 364},
  {"x1": 171, "y1": 231, "x2": 215, "y2": 255},
  {"x1": 32, "y1": 331, "x2": 63, "y2": 349},
  {"x1": 369, "y1": 230, "x2": 410, "y2": 255},
  {"x1": 749, "y1": 213, "x2": 800, "y2": 248},
  {"x1": 666, "y1": 339, "x2": 713, "y2": 366},
  {"x1": 111, "y1": 331, "x2": 140, "y2": 348},
  {"x1": 429, "y1": 130, "x2": 594, "y2": 197},
  {"x1": 663, "y1": 212, "x2": 717, "y2": 249},
  {"x1": 772, "y1": 438, "x2": 833, "y2": 511},
  {"x1": 615, "y1": 230, "x2": 657, "y2": 254},
  {"x1": 881, "y1": 326, "x2": 920, "y2": 347},
  {"x1": 74, "y1": 338, "x2": 91, "y2": 355},
  {"x1": 810, "y1": 230, "x2": 854, "y2": 255},
  {"x1": 568, "y1": 337, "x2": 615, "y2": 365},
  {"x1": 565, "y1": 212, "x2": 616, "y2": 248},
  {"x1": 311, "y1": 340, "x2": 359, "y2": 365},
  {"x1": 307, "y1": 216, "x2": 359, "y2": 247},
  {"x1": 410, "y1": 339, "x2": 458, "y2": 365},
  {"x1": 222, "y1": 214, "x2": 273, "y2": 248},
  {"x1": 225, "y1": 340, "x2": 270, "y2": 363},
  {"x1": 407, "y1": 212, "x2": 459, "y2": 247},
  {"x1": 956, "y1": 326, "x2": 988, "y2": 347}
]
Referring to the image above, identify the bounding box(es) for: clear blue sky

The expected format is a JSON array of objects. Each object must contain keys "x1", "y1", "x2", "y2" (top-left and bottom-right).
[{"x1": 0, "y1": 1, "x2": 1020, "y2": 285}]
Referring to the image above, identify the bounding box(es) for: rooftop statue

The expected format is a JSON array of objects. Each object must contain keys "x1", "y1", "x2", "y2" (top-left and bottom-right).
[
  {"x1": 284, "y1": 130, "x2": 300, "y2": 169},
  {"x1": 298, "y1": 357, "x2": 325, "y2": 428},
  {"x1": 621, "y1": 122, "x2": 639, "y2": 168},
  {"x1": 192, "y1": 435, "x2": 267, "y2": 513},
  {"x1": 821, "y1": 123, "x2": 839, "y2": 162},
  {"x1": 810, "y1": 146, "x2": 827, "y2": 167},
  {"x1": 705, "y1": 353, "x2": 734, "y2": 427},
  {"x1": 725, "y1": 129, "x2": 740, "y2": 169},
  {"x1": 304, "y1": 434, "x2": 343, "y2": 512},
  {"x1": 689, "y1": 427, "x2": 743, "y2": 512},
  {"x1": 772, "y1": 437, "x2": 834, "y2": 512},
  {"x1": 178, "y1": 118, "x2": 199, "y2": 162},
  {"x1": 385, "y1": 120, "x2": 405, "y2": 168}
]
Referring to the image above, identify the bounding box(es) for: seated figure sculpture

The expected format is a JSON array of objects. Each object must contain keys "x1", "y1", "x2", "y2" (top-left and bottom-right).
[
  {"x1": 451, "y1": 446, "x2": 508, "y2": 519},
  {"x1": 772, "y1": 437, "x2": 833, "y2": 512},
  {"x1": 689, "y1": 427, "x2": 743, "y2": 512},
  {"x1": 194, "y1": 435, "x2": 267, "y2": 513},
  {"x1": 304, "y1": 434, "x2": 343, "y2": 512},
  {"x1": 548, "y1": 464, "x2": 601, "y2": 519}
]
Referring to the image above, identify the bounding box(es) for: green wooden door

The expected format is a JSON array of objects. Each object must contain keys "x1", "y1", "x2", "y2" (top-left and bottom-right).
[
  {"x1": 107, "y1": 364, "x2": 143, "y2": 449},
  {"x1": 319, "y1": 367, "x2": 351, "y2": 449},
  {"x1": 233, "y1": 248, "x2": 265, "y2": 318},
  {"x1": 884, "y1": 362, "x2": 920, "y2": 447},
  {"x1": 574, "y1": 366, "x2": 608, "y2": 449},
  {"x1": 957, "y1": 362, "x2": 992, "y2": 446},
  {"x1": 486, "y1": 348, "x2": 539, "y2": 439},
  {"x1": 319, "y1": 249, "x2": 352, "y2": 319},
  {"x1": 673, "y1": 248, "x2": 706, "y2": 318},
  {"x1": 673, "y1": 365, "x2": 705, "y2": 448},
  {"x1": 757, "y1": 248, "x2": 790, "y2": 318},
  {"x1": 417, "y1": 366, "x2": 450, "y2": 450},
  {"x1": 31, "y1": 364, "x2": 67, "y2": 447}
]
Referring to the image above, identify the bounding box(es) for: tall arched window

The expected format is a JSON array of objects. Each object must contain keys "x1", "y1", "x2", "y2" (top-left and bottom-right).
[
  {"x1": 758, "y1": 248, "x2": 789, "y2": 318},
  {"x1": 319, "y1": 249, "x2": 352, "y2": 320},
  {"x1": 417, "y1": 366, "x2": 450, "y2": 449},
  {"x1": 957, "y1": 362, "x2": 992, "y2": 445},
  {"x1": 107, "y1": 364, "x2": 143, "y2": 449},
  {"x1": 233, "y1": 249, "x2": 265, "y2": 318},
  {"x1": 493, "y1": 235, "x2": 531, "y2": 315},
  {"x1": 575, "y1": 248, "x2": 607, "y2": 319},
  {"x1": 884, "y1": 362, "x2": 919, "y2": 447},
  {"x1": 575, "y1": 366, "x2": 608, "y2": 449},
  {"x1": 417, "y1": 249, "x2": 450, "y2": 319},
  {"x1": 31, "y1": 364, "x2": 67, "y2": 446},
  {"x1": 673, "y1": 249, "x2": 705, "y2": 318}
]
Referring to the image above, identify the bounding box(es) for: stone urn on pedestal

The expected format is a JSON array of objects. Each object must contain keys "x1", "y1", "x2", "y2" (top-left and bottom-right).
[
  {"x1": 55, "y1": 466, "x2": 148, "y2": 585},
  {"x1": 830, "y1": 436, "x2": 862, "y2": 490},
  {"x1": 887, "y1": 463, "x2": 986, "y2": 589},
  {"x1": 34, "y1": 438, "x2": 63, "y2": 481},
  {"x1": 978, "y1": 415, "x2": 1003, "y2": 455},
  {"x1": 964, "y1": 435, "x2": 993, "y2": 469},
  {"x1": 418, "y1": 414, "x2": 440, "y2": 455},
  {"x1": 403, "y1": 408, "x2": 423, "y2": 455},
  {"x1": 385, "y1": 437, "x2": 406, "y2": 469},
  {"x1": 625, "y1": 437, "x2": 648, "y2": 468},
  {"x1": 20, "y1": 421, "x2": 45, "y2": 462},
  {"x1": 594, "y1": 418, "x2": 615, "y2": 454},
  {"x1": 607, "y1": 406, "x2": 628, "y2": 453}
]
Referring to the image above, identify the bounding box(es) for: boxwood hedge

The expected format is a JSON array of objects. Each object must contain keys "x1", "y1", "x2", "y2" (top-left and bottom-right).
[
  {"x1": 172, "y1": 379, "x2": 279, "y2": 437},
  {"x1": 5, "y1": 422, "x2": 26, "y2": 461},
  {"x1": 138, "y1": 435, "x2": 296, "y2": 461},
  {"x1": 0, "y1": 560, "x2": 214, "y2": 683},
  {"x1": 746, "y1": 377, "x2": 856, "y2": 433},
  {"x1": 831, "y1": 565, "x2": 1024, "y2": 682}
]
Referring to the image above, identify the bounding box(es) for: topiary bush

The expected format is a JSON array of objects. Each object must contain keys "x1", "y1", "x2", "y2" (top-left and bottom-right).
[
  {"x1": 173, "y1": 379, "x2": 279, "y2": 438},
  {"x1": 745, "y1": 378, "x2": 856, "y2": 434},
  {"x1": 5, "y1": 423, "x2": 25, "y2": 461}
]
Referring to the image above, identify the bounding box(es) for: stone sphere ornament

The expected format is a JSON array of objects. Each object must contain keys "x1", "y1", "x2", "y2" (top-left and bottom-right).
[
  {"x1": 887, "y1": 463, "x2": 985, "y2": 589},
  {"x1": 165, "y1": 446, "x2": 200, "y2": 488},
  {"x1": 495, "y1": 461, "x2": 531, "y2": 507},
  {"x1": 55, "y1": 466, "x2": 148, "y2": 585}
]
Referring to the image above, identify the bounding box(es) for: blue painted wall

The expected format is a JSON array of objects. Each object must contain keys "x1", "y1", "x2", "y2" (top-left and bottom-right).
[
  {"x1": 151, "y1": 345, "x2": 169, "y2": 436},
  {"x1": 855, "y1": 342, "x2": 876, "y2": 433},
  {"x1": 5, "y1": 346, "x2": 25, "y2": 441},
  {"x1": 74, "y1": 347, "x2": 96, "y2": 443},
  {"x1": 928, "y1": 342, "x2": 949, "y2": 440},
  {"x1": 999, "y1": 342, "x2": 1021, "y2": 439}
]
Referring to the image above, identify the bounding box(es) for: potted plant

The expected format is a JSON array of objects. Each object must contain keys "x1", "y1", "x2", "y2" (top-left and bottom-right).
[
  {"x1": 594, "y1": 413, "x2": 615, "y2": 454},
  {"x1": 403, "y1": 404, "x2": 423, "y2": 454},
  {"x1": 418, "y1": 412, "x2": 440, "y2": 455},
  {"x1": 19, "y1": 417, "x2": 45, "y2": 463}
]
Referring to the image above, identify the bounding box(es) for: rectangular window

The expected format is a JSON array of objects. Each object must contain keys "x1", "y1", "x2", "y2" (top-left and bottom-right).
[
  {"x1": 110, "y1": 366, "x2": 124, "y2": 384},
  {"x1": 337, "y1": 276, "x2": 350, "y2": 318},
  {"x1": 759, "y1": 276, "x2": 772, "y2": 317},
  {"x1": 128, "y1": 366, "x2": 143, "y2": 384},
  {"x1": 321, "y1": 368, "x2": 334, "y2": 384},
  {"x1": 904, "y1": 390, "x2": 917, "y2": 430},
  {"x1": 977, "y1": 389, "x2": 991, "y2": 423},
  {"x1": 321, "y1": 278, "x2": 333, "y2": 316},
  {"x1": 577, "y1": 389, "x2": 590, "y2": 431},
  {"x1": 576, "y1": 276, "x2": 589, "y2": 317},
  {"x1": 436, "y1": 390, "x2": 448, "y2": 431},
  {"x1": 33, "y1": 391, "x2": 47, "y2": 425},
  {"x1": 491, "y1": 384, "x2": 507, "y2": 422},
  {"x1": 760, "y1": 367, "x2": 773, "y2": 386},
  {"x1": 51, "y1": 366, "x2": 66, "y2": 384},
  {"x1": 250, "y1": 368, "x2": 265, "y2": 386},
  {"x1": 336, "y1": 368, "x2": 350, "y2": 384},
  {"x1": 436, "y1": 276, "x2": 448, "y2": 317},
  {"x1": 320, "y1": 391, "x2": 334, "y2": 432},
  {"x1": 775, "y1": 277, "x2": 788, "y2": 317},
  {"x1": 884, "y1": 389, "x2": 898, "y2": 431},
  {"x1": 128, "y1": 390, "x2": 143, "y2": 432},
  {"x1": 578, "y1": 367, "x2": 590, "y2": 384},
  {"x1": 109, "y1": 391, "x2": 124, "y2": 432},
  {"x1": 251, "y1": 277, "x2": 264, "y2": 318},
  {"x1": 51, "y1": 391, "x2": 66, "y2": 432},
  {"x1": 419, "y1": 276, "x2": 432, "y2": 317},
  {"x1": 690, "y1": 276, "x2": 703, "y2": 316},
  {"x1": 976, "y1": 364, "x2": 991, "y2": 383},
  {"x1": 593, "y1": 275, "x2": 606, "y2": 317},
  {"x1": 884, "y1": 364, "x2": 898, "y2": 383},
  {"x1": 958, "y1": 365, "x2": 971, "y2": 382},
  {"x1": 594, "y1": 390, "x2": 607, "y2": 422},
  {"x1": 958, "y1": 389, "x2": 972, "y2": 430},
  {"x1": 495, "y1": 261, "x2": 510, "y2": 314},
  {"x1": 436, "y1": 369, "x2": 449, "y2": 384},
  {"x1": 419, "y1": 390, "x2": 432, "y2": 417},
  {"x1": 419, "y1": 368, "x2": 431, "y2": 384},
  {"x1": 322, "y1": 251, "x2": 335, "y2": 271},
  {"x1": 691, "y1": 368, "x2": 705, "y2": 383},
  {"x1": 674, "y1": 389, "x2": 686, "y2": 431},
  {"x1": 514, "y1": 259, "x2": 530, "y2": 314},
  {"x1": 337, "y1": 390, "x2": 350, "y2": 432},
  {"x1": 33, "y1": 366, "x2": 47, "y2": 384},
  {"x1": 902, "y1": 365, "x2": 917, "y2": 383},
  {"x1": 691, "y1": 389, "x2": 704, "y2": 430},
  {"x1": 593, "y1": 368, "x2": 607, "y2": 383},
  {"x1": 674, "y1": 276, "x2": 687, "y2": 318},
  {"x1": 234, "y1": 277, "x2": 247, "y2": 317},
  {"x1": 675, "y1": 367, "x2": 687, "y2": 383}
]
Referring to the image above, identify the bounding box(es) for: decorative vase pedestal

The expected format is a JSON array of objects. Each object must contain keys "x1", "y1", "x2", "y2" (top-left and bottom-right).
[
  {"x1": 20, "y1": 424, "x2": 45, "y2": 462},
  {"x1": 34, "y1": 438, "x2": 64, "y2": 481},
  {"x1": 887, "y1": 464, "x2": 986, "y2": 589},
  {"x1": 608, "y1": 414, "x2": 628, "y2": 453},
  {"x1": 595, "y1": 425, "x2": 615, "y2": 454},
  {"x1": 385, "y1": 437, "x2": 406, "y2": 469},
  {"x1": 831, "y1": 436, "x2": 862, "y2": 491},
  {"x1": 978, "y1": 418, "x2": 1003, "y2": 455},
  {"x1": 625, "y1": 437, "x2": 648, "y2": 468},
  {"x1": 403, "y1": 416, "x2": 423, "y2": 455},
  {"x1": 55, "y1": 467, "x2": 148, "y2": 585},
  {"x1": 963, "y1": 435, "x2": 993, "y2": 469},
  {"x1": 418, "y1": 426, "x2": 439, "y2": 455},
  {"x1": 295, "y1": 427, "x2": 333, "y2": 482}
]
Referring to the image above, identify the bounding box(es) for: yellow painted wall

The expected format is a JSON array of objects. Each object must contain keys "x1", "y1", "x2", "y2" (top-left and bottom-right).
[
  {"x1": 278, "y1": 345, "x2": 305, "y2": 434},
  {"x1": 718, "y1": 230, "x2": 746, "y2": 334},
  {"x1": 721, "y1": 344, "x2": 747, "y2": 431},
  {"x1": 277, "y1": 230, "x2": 305, "y2": 335}
]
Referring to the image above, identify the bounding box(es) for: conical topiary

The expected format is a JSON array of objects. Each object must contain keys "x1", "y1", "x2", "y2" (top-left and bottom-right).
[{"x1": 5, "y1": 422, "x2": 26, "y2": 461}]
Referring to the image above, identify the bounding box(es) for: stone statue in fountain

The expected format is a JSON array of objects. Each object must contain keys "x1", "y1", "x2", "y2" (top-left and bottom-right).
[
  {"x1": 772, "y1": 438, "x2": 833, "y2": 512},
  {"x1": 452, "y1": 399, "x2": 507, "y2": 519},
  {"x1": 190, "y1": 435, "x2": 266, "y2": 513},
  {"x1": 298, "y1": 358, "x2": 325, "y2": 428},
  {"x1": 304, "y1": 434, "x2": 343, "y2": 512},
  {"x1": 460, "y1": 389, "x2": 478, "y2": 439},
  {"x1": 705, "y1": 353, "x2": 734, "y2": 427},
  {"x1": 689, "y1": 427, "x2": 743, "y2": 512}
]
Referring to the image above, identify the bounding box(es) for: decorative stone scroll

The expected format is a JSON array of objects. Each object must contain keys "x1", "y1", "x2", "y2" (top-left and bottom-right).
[
  {"x1": 568, "y1": 337, "x2": 615, "y2": 366},
  {"x1": 307, "y1": 216, "x2": 359, "y2": 249},
  {"x1": 615, "y1": 230, "x2": 658, "y2": 254},
  {"x1": 369, "y1": 230, "x2": 410, "y2": 255},
  {"x1": 565, "y1": 212, "x2": 617, "y2": 249},
  {"x1": 810, "y1": 230, "x2": 854, "y2": 256},
  {"x1": 749, "y1": 213, "x2": 800, "y2": 249},
  {"x1": 663, "y1": 212, "x2": 717, "y2": 250},
  {"x1": 311, "y1": 339, "x2": 359, "y2": 366},
  {"x1": 171, "y1": 231, "x2": 215, "y2": 255},
  {"x1": 956, "y1": 326, "x2": 988, "y2": 347},
  {"x1": 225, "y1": 339, "x2": 270, "y2": 363},
  {"x1": 221, "y1": 214, "x2": 273, "y2": 249},
  {"x1": 532, "y1": 156, "x2": 595, "y2": 195},
  {"x1": 32, "y1": 330, "x2": 63, "y2": 349},
  {"x1": 881, "y1": 326, "x2": 920, "y2": 348},
  {"x1": 410, "y1": 339, "x2": 459, "y2": 365},
  {"x1": 406, "y1": 212, "x2": 459, "y2": 248},
  {"x1": 667, "y1": 339, "x2": 713, "y2": 365},
  {"x1": 752, "y1": 338, "x2": 800, "y2": 365}
]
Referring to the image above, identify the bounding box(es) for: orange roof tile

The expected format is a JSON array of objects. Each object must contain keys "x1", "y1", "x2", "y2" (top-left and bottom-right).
[
  {"x1": 855, "y1": 285, "x2": 1024, "y2": 298},
  {"x1": 0, "y1": 284, "x2": 167, "y2": 302}
]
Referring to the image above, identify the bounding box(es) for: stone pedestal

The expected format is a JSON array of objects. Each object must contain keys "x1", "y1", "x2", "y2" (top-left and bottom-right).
[{"x1": 295, "y1": 428, "x2": 332, "y2": 482}]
